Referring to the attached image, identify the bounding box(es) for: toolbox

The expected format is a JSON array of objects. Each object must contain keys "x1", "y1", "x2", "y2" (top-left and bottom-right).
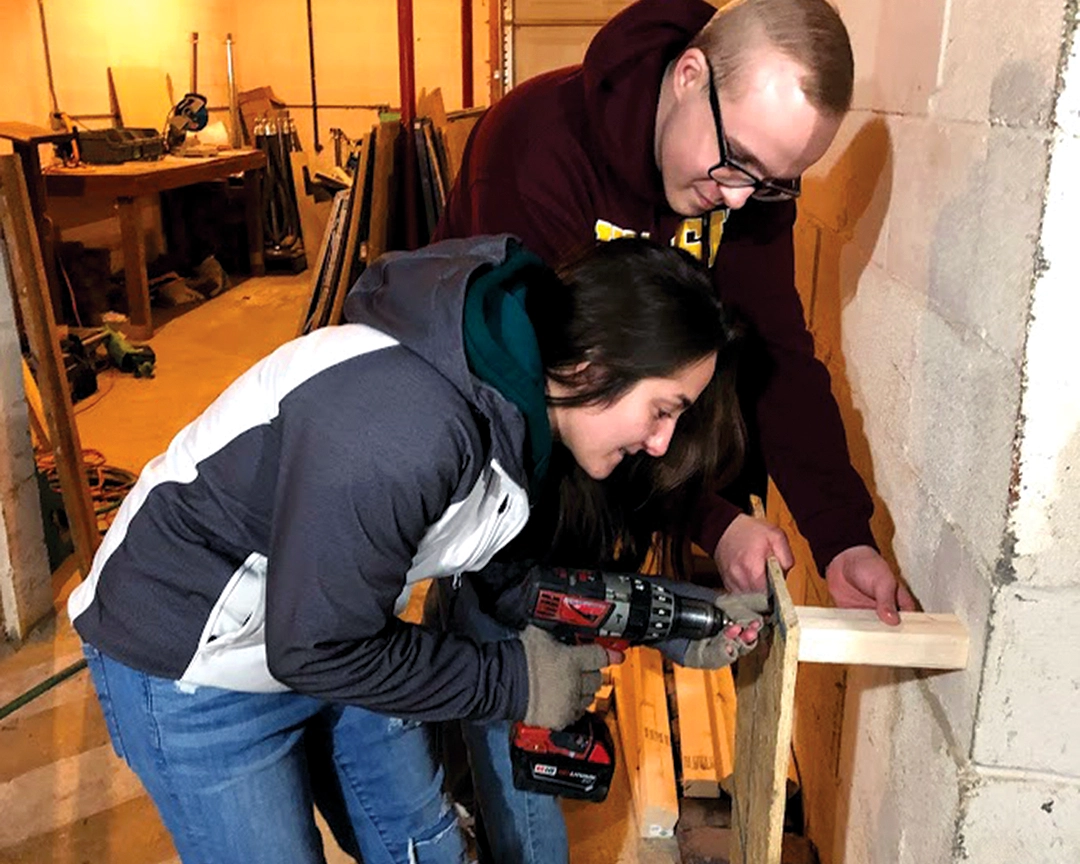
[{"x1": 77, "y1": 128, "x2": 165, "y2": 164}]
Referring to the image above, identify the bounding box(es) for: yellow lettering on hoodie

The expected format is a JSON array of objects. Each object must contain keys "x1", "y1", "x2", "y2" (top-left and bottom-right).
[
  {"x1": 594, "y1": 213, "x2": 726, "y2": 267},
  {"x1": 594, "y1": 219, "x2": 650, "y2": 242},
  {"x1": 673, "y1": 211, "x2": 727, "y2": 267}
]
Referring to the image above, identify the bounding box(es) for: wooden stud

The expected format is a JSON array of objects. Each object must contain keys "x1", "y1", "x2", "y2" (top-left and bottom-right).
[
  {"x1": 367, "y1": 120, "x2": 399, "y2": 264},
  {"x1": 328, "y1": 134, "x2": 374, "y2": 327},
  {"x1": 20, "y1": 358, "x2": 51, "y2": 451},
  {"x1": 0, "y1": 156, "x2": 99, "y2": 575},
  {"x1": 612, "y1": 647, "x2": 679, "y2": 839},
  {"x1": 796, "y1": 607, "x2": 968, "y2": 670},
  {"x1": 673, "y1": 664, "x2": 722, "y2": 797}
]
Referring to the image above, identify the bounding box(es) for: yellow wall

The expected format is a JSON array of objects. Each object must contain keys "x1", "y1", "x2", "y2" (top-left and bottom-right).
[
  {"x1": 1, "y1": 0, "x2": 490, "y2": 263},
  {"x1": 2, "y1": 0, "x2": 489, "y2": 131},
  {"x1": 235, "y1": 0, "x2": 491, "y2": 157}
]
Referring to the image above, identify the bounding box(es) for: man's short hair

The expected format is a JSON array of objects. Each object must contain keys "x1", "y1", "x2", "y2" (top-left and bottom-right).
[{"x1": 689, "y1": 0, "x2": 854, "y2": 115}]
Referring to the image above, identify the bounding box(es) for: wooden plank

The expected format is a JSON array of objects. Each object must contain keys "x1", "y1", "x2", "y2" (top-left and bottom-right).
[
  {"x1": 673, "y1": 662, "x2": 742, "y2": 799},
  {"x1": 328, "y1": 134, "x2": 374, "y2": 328},
  {"x1": 731, "y1": 552, "x2": 800, "y2": 864},
  {"x1": 20, "y1": 358, "x2": 51, "y2": 451},
  {"x1": 796, "y1": 607, "x2": 968, "y2": 669},
  {"x1": 367, "y1": 121, "x2": 399, "y2": 264},
  {"x1": 0, "y1": 156, "x2": 99, "y2": 575},
  {"x1": 297, "y1": 190, "x2": 348, "y2": 336},
  {"x1": 673, "y1": 665, "x2": 720, "y2": 797},
  {"x1": 612, "y1": 647, "x2": 679, "y2": 839},
  {"x1": 708, "y1": 666, "x2": 738, "y2": 794}
]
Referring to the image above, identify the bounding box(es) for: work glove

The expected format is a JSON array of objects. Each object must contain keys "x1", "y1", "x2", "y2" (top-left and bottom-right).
[
  {"x1": 656, "y1": 589, "x2": 770, "y2": 670},
  {"x1": 520, "y1": 625, "x2": 608, "y2": 729}
]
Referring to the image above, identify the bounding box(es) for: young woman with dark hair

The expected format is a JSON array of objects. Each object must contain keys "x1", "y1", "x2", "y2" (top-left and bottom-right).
[{"x1": 68, "y1": 234, "x2": 758, "y2": 864}]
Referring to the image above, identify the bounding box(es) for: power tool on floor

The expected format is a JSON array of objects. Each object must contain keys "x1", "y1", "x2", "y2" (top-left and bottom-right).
[{"x1": 509, "y1": 567, "x2": 731, "y2": 801}]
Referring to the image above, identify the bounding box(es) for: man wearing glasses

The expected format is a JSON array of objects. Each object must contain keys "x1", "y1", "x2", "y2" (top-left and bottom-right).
[{"x1": 434, "y1": 0, "x2": 915, "y2": 860}]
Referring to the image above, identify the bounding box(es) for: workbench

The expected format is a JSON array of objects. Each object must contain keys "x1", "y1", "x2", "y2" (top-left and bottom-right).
[{"x1": 42, "y1": 149, "x2": 267, "y2": 339}]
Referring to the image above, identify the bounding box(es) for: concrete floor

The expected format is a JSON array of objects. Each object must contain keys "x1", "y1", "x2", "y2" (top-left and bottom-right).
[{"x1": 0, "y1": 274, "x2": 683, "y2": 863}]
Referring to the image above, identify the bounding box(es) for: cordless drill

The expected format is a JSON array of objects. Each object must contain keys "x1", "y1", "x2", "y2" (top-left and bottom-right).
[{"x1": 509, "y1": 567, "x2": 730, "y2": 801}]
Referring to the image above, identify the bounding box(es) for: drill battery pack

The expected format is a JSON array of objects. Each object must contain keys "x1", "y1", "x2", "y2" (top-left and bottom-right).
[
  {"x1": 510, "y1": 713, "x2": 615, "y2": 802},
  {"x1": 77, "y1": 128, "x2": 164, "y2": 164}
]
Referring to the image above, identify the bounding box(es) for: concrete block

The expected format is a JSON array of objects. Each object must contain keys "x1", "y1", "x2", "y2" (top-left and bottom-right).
[
  {"x1": 886, "y1": 119, "x2": 1044, "y2": 363},
  {"x1": 851, "y1": 455, "x2": 991, "y2": 755},
  {"x1": 907, "y1": 311, "x2": 1020, "y2": 567},
  {"x1": 974, "y1": 586, "x2": 1080, "y2": 775},
  {"x1": 959, "y1": 774, "x2": 1080, "y2": 864},
  {"x1": 929, "y1": 126, "x2": 1046, "y2": 362},
  {"x1": 838, "y1": 0, "x2": 947, "y2": 116},
  {"x1": 889, "y1": 675, "x2": 969, "y2": 864},
  {"x1": 832, "y1": 665, "x2": 963, "y2": 864},
  {"x1": 912, "y1": 522, "x2": 991, "y2": 753},
  {"x1": 1057, "y1": 25, "x2": 1080, "y2": 140},
  {"x1": 932, "y1": 0, "x2": 1064, "y2": 126},
  {"x1": 1009, "y1": 125, "x2": 1080, "y2": 589},
  {"x1": 885, "y1": 117, "x2": 988, "y2": 300},
  {"x1": 843, "y1": 266, "x2": 919, "y2": 453}
]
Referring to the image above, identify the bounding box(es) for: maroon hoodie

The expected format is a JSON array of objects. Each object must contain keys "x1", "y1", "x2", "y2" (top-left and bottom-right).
[{"x1": 436, "y1": 0, "x2": 875, "y2": 573}]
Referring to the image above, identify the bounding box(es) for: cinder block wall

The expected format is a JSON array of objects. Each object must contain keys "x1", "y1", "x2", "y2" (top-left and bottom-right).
[
  {"x1": 0, "y1": 241, "x2": 52, "y2": 641},
  {"x1": 782, "y1": 1, "x2": 1080, "y2": 861}
]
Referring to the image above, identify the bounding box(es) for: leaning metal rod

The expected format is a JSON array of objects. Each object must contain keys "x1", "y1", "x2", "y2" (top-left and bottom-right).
[
  {"x1": 36, "y1": 0, "x2": 61, "y2": 120},
  {"x1": 306, "y1": 0, "x2": 322, "y2": 152},
  {"x1": 226, "y1": 33, "x2": 241, "y2": 147}
]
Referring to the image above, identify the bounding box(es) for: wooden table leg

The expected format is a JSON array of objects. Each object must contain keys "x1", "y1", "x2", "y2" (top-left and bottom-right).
[
  {"x1": 117, "y1": 195, "x2": 153, "y2": 340},
  {"x1": 243, "y1": 168, "x2": 265, "y2": 276}
]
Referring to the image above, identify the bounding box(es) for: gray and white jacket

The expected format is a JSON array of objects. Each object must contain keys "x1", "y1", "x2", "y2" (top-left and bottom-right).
[{"x1": 69, "y1": 235, "x2": 534, "y2": 722}]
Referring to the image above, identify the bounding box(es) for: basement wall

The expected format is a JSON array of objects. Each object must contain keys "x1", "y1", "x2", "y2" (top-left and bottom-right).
[{"x1": 782, "y1": 1, "x2": 1080, "y2": 861}]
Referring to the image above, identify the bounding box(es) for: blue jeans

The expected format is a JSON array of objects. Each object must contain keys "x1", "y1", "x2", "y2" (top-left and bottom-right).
[
  {"x1": 433, "y1": 578, "x2": 568, "y2": 864},
  {"x1": 84, "y1": 643, "x2": 468, "y2": 864}
]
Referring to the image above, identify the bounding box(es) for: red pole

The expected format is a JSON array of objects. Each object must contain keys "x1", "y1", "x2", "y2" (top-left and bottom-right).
[
  {"x1": 462, "y1": 0, "x2": 474, "y2": 109},
  {"x1": 398, "y1": 0, "x2": 418, "y2": 249}
]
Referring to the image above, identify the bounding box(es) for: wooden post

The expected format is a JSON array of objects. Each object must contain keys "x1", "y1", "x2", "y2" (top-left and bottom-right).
[
  {"x1": 731, "y1": 551, "x2": 801, "y2": 864},
  {"x1": 116, "y1": 195, "x2": 153, "y2": 340},
  {"x1": 0, "y1": 156, "x2": 99, "y2": 575},
  {"x1": 611, "y1": 646, "x2": 680, "y2": 838}
]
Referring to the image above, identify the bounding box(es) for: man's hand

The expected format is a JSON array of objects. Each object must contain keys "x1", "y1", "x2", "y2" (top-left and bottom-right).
[
  {"x1": 713, "y1": 513, "x2": 794, "y2": 593},
  {"x1": 825, "y1": 545, "x2": 916, "y2": 626}
]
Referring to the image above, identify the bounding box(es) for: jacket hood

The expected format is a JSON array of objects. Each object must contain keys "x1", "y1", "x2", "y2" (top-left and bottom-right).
[
  {"x1": 580, "y1": 0, "x2": 715, "y2": 205},
  {"x1": 343, "y1": 234, "x2": 520, "y2": 403},
  {"x1": 343, "y1": 234, "x2": 553, "y2": 488}
]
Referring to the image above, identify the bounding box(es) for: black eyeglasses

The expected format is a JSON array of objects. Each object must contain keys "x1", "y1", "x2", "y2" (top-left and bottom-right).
[{"x1": 704, "y1": 59, "x2": 801, "y2": 202}]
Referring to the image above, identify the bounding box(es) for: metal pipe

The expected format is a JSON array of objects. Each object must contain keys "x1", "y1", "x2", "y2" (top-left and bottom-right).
[
  {"x1": 305, "y1": 0, "x2": 322, "y2": 152},
  {"x1": 36, "y1": 0, "x2": 61, "y2": 120},
  {"x1": 398, "y1": 0, "x2": 418, "y2": 249},
  {"x1": 191, "y1": 31, "x2": 199, "y2": 93},
  {"x1": 225, "y1": 33, "x2": 241, "y2": 147},
  {"x1": 461, "y1": 0, "x2": 474, "y2": 109}
]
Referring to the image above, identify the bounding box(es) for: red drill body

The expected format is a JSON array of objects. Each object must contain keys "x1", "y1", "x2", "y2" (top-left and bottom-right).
[{"x1": 511, "y1": 568, "x2": 728, "y2": 801}]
